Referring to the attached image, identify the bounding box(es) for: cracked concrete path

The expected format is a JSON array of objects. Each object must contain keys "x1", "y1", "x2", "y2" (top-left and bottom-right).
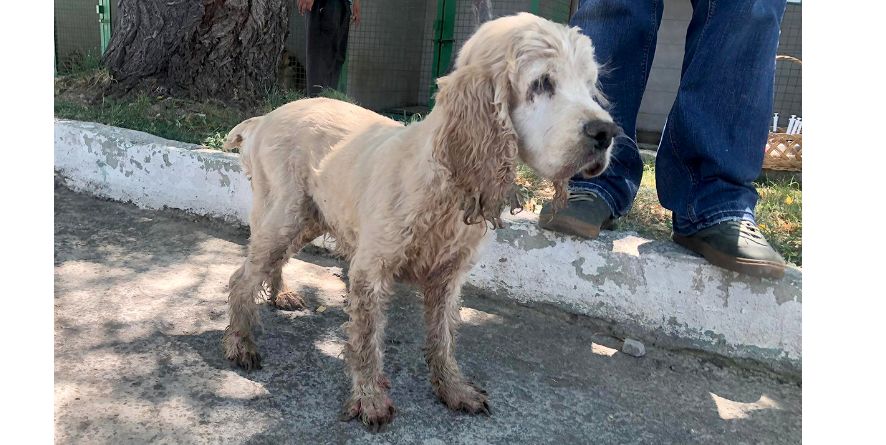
[{"x1": 54, "y1": 185, "x2": 801, "y2": 444}]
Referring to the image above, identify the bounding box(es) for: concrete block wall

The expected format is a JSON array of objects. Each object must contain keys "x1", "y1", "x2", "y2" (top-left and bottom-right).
[{"x1": 637, "y1": 0, "x2": 803, "y2": 136}]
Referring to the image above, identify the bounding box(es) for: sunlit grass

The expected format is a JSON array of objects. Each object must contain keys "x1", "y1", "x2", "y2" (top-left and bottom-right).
[{"x1": 515, "y1": 162, "x2": 802, "y2": 265}]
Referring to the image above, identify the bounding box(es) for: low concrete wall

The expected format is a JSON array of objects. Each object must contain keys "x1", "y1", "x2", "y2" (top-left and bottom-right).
[
  {"x1": 54, "y1": 119, "x2": 801, "y2": 373},
  {"x1": 54, "y1": 120, "x2": 252, "y2": 224}
]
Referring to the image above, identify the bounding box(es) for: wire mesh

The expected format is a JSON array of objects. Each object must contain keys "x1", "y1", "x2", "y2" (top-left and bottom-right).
[
  {"x1": 774, "y1": 2, "x2": 802, "y2": 121},
  {"x1": 282, "y1": 11, "x2": 309, "y2": 94},
  {"x1": 451, "y1": 0, "x2": 573, "y2": 74},
  {"x1": 53, "y1": 0, "x2": 802, "y2": 127},
  {"x1": 344, "y1": 0, "x2": 437, "y2": 112},
  {"x1": 54, "y1": 0, "x2": 103, "y2": 71}
]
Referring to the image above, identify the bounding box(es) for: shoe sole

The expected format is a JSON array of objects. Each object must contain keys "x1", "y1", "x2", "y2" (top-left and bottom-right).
[
  {"x1": 672, "y1": 234, "x2": 785, "y2": 279},
  {"x1": 539, "y1": 212, "x2": 602, "y2": 239}
]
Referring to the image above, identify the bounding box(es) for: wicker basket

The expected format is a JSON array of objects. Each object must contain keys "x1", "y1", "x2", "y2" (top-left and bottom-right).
[
  {"x1": 764, "y1": 55, "x2": 802, "y2": 172},
  {"x1": 764, "y1": 131, "x2": 802, "y2": 171}
]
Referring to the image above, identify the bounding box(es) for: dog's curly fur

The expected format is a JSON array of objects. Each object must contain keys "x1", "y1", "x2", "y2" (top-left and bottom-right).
[{"x1": 223, "y1": 13, "x2": 615, "y2": 430}]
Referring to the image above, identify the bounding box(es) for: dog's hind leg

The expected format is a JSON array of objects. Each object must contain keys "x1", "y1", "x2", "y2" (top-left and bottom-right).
[
  {"x1": 421, "y1": 255, "x2": 490, "y2": 415},
  {"x1": 267, "y1": 217, "x2": 325, "y2": 311},
  {"x1": 340, "y1": 253, "x2": 397, "y2": 431},
  {"x1": 224, "y1": 195, "x2": 311, "y2": 370}
]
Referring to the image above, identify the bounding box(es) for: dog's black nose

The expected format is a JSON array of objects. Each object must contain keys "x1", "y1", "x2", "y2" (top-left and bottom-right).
[{"x1": 583, "y1": 121, "x2": 618, "y2": 150}]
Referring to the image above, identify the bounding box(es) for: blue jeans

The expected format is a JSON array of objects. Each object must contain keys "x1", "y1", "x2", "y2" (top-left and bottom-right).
[{"x1": 568, "y1": 0, "x2": 786, "y2": 235}]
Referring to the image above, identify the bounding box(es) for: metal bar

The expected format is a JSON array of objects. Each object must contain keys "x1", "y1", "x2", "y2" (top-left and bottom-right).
[
  {"x1": 338, "y1": 53, "x2": 349, "y2": 93},
  {"x1": 429, "y1": 0, "x2": 457, "y2": 107},
  {"x1": 97, "y1": 0, "x2": 112, "y2": 55}
]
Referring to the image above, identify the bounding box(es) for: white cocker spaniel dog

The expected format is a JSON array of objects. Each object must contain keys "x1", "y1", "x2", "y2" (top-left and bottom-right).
[{"x1": 223, "y1": 13, "x2": 617, "y2": 430}]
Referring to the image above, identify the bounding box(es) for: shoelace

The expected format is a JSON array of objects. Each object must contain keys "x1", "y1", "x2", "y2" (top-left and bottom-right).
[
  {"x1": 568, "y1": 191, "x2": 600, "y2": 203},
  {"x1": 733, "y1": 220, "x2": 766, "y2": 243}
]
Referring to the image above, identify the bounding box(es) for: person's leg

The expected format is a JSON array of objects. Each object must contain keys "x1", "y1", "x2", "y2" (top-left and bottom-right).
[
  {"x1": 568, "y1": 0, "x2": 661, "y2": 216},
  {"x1": 657, "y1": 0, "x2": 787, "y2": 277},
  {"x1": 540, "y1": 0, "x2": 660, "y2": 238},
  {"x1": 329, "y1": 0, "x2": 351, "y2": 90},
  {"x1": 306, "y1": 0, "x2": 349, "y2": 97},
  {"x1": 306, "y1": 0, "x2": 329, "y2": 97}
]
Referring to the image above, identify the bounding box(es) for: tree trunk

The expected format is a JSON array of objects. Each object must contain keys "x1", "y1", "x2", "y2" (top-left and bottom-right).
[{"x1": 104, "y1": 0, "x2": 291, "y2": 103}]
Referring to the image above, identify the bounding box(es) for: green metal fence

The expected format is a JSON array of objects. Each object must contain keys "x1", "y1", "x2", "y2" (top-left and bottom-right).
[{"x1": 54, "y1": 0, "x2": 117, "y2": 72}]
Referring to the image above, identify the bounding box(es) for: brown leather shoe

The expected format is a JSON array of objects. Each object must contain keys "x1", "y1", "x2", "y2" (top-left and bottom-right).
[
  {"x1": 539, "y1": 190, "x2": 614, "y2": 239},
  {"x1": 673, "y1": 220, "x2": 786, "y2": 279}
]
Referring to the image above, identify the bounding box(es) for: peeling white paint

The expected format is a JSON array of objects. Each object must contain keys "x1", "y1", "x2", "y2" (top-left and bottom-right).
[
  {"x1": 54, "y1": 119, "x2": 802, "y2": 372},
  {"x1": 55, "y1": 120, "x2": 253, "y2": 224}
]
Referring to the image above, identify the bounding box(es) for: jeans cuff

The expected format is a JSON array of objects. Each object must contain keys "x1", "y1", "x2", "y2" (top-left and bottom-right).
[
  {"x1": 673, "y1": 210, "x2": 756, "y2": 236},
  {"x1": 567, "y1": 182, "x2": 619, "y2": 218}
]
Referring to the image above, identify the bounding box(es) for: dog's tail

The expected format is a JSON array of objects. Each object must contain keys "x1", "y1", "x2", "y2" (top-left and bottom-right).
[
  {"x1": 223, "y1": 116, "x2": 262, "y2": 152},
  {"x1": 224, "y1": 116, "x2": 263, "y2": 178}
]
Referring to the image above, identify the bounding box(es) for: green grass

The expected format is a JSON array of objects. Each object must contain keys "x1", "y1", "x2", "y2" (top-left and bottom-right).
[
  {"x1": 55, "y1": 90, "x2": 246, "y2": 149},
  {"x1": 316, "y1": 88, "x2": 357, "y2": 104},
  {"x1": 56, "y1": 51, "x2": 104, "y2": 76},
  {"x1": 54, "y1": 65, "x2": 353, "y2": 151},
  {"x1": 515, "y1": 162, "x2": 802, "y2": 265},
  {"x1": 754, "y1": 177, "x2": 802, "y2": 265},
  {"x1": 614, "y1": 163, "x2": 673, "y2": 240}
]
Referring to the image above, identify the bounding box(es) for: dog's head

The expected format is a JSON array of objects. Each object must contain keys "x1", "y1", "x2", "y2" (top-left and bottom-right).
[{"x1": 433, "y1": 13, "x2": 616, "y2": 226}]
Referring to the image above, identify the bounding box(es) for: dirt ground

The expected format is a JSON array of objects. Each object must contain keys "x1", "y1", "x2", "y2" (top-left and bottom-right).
[{"x1": 54, "y1": 184, "x2": 801, "y2": 444}]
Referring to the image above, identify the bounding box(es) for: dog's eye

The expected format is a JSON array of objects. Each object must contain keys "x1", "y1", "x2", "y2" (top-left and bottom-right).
[{"x1": 529, "y1": 74, "x2": 555, "y2": 97}]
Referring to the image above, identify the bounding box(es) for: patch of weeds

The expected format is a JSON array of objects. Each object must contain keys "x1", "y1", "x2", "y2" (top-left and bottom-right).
[
  {"x1": 203, "y1": 132, "x2": 229, "y2": 151},
  {"x1": 318, "y1": 88, "x2": 357, "y2": 104},
  {"x1": 617, "y1": 163, "x2": 802, "y2": 265},
  {"x1": 260, "y1": 87, "x2": 306, "y2": 114},
  {"x1": 516, "y1": 161, "x2": 802, "y2": 265},
  {"x1": 55, "y1": 65, "x2": 306, "y2": 149},
  {"x1": 514, "y1": 163, "x2": 555, "y2": 213},
  {"x1": 56, "y1": 51, "x2": 104, "y2": 76},
  {"x1": 614, "y1": 163, "x2": 673, "y2": 240},
  {"x1": 384, "y1": 111, "x2": 426, "y2": 125},
  {"x1": 755, "y1": 177, "x2": 802, "y2": 265}
]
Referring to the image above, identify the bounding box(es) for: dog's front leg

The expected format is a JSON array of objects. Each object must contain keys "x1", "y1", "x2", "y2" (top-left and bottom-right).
[
  {"x1": 341, "y1": 266, "x2": 396, "y2": 431},
  {"x1": 422, "y1": 262, "x2": 490, "y2": 415}
]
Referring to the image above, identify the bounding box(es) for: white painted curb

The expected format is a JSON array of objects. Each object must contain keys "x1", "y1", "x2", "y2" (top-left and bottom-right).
[{"x1": 54, "y1": 119, "x2": 801, "y2": 373}]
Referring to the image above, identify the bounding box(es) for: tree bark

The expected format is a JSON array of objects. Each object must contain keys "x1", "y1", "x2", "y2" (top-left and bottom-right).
[{"x1": 104, "y1": 0, "x2": 291, "y2": 103}]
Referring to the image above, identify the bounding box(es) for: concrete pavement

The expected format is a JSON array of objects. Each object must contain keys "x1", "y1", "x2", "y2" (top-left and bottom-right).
[{"x1": 54, "y1": 184, "x2": 801, "y2": 444}]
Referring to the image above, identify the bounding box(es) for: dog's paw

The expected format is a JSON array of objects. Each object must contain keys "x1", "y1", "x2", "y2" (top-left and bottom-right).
[
  {"x1": 435, "y1": 380, "x2": 491, "y2": 416},
  {"x1": 223, "y1": 328, "x2": 262, "y2": 371},
  {"x1": 270, "y1": 291, "x2": 307, "y2": 311},
  {"x1": 340, "y1": 393, "x2": 397, "y2": 433}
]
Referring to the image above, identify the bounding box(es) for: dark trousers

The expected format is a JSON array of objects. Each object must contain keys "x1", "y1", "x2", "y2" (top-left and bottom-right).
[{"x1": 306, "y1": 0, "x2": 351, "y2": 97}]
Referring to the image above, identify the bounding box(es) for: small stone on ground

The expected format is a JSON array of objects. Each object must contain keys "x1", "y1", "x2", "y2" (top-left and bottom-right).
[{"x1": 622, "y1": 338, "x2": 647, "y2": 357}]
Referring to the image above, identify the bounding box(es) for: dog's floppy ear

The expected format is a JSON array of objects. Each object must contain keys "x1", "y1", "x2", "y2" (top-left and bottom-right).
[{"x1": 433, "y1": 65, "x2": 518, "y2": 228}]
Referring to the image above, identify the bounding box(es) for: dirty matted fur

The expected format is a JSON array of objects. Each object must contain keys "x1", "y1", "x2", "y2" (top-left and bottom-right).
[{"x1": 223, "y1": 13, "x2": 616, "y2": 430}]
